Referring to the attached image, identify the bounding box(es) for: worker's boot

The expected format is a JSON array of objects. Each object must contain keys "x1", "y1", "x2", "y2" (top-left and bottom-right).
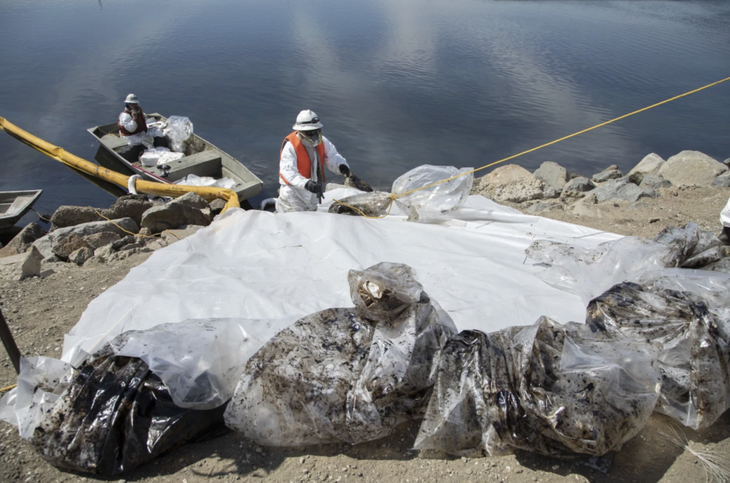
[{"x1": 719, "y1": 226, "x2": 730, "y2": 246}]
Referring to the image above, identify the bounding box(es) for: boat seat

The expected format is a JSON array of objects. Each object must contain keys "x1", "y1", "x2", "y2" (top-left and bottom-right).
[{"x1": 166, "y1": 150, "x2": 223, "y2": 180}]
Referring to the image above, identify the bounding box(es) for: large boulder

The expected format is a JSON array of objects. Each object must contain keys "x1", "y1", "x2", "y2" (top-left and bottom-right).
[
  {"x1": 32, "y1": 218, "x2": 139, "y2": 260},
  {"x1": 0, "y1": 246, "x2": 43, "y2": 281},
  {"x1": 712, "y1": 171, "x2": 730, "y2": 188},
  {"x1": 105, "y1": 195, "x2": 156, "y2": 226},
  {"x1": 141, "y1": 203, "x2": 212, "y2": 234},
  {"x1": 170, "y1": 192, "x2": 210, "y2": 210},
  {"x1": 628, "y1": 153, "x2": 665, "y2": 177},
  {"x1": 472, "y1": 164, "x2": 544, "y2": 203},
  {"x1": 533, "y1": 162, "x2": 568, "y2": 198},
  {"x1": 83, "y1": 232, "x2": 122, "y2": 250},
  {"x1": 561, "y1": 177, "x2": 595, "y2": 198},
  {"x1": 592, "y1": 167, "x2": 623, "y2": 183},
  {"x1": 50, "y1": 206, "x2": 105, "y2": 230},
  {"x1": 0, "y1": 222, "x2": 47, "y2": 258},
  {"x1": 52, "y1": 234, "x2": 93, "y2": 259},
  {"x1": 68, "y1": 247, "x2": 94, "y2": 266},
  {"x1": 591, "y1": 178, "x2": 657, "y2": 203},
  {"x1": 658, "y1": 151, "x2": 728, "y2": 187}
]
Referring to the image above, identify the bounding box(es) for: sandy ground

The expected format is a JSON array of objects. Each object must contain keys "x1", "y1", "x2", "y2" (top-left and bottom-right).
[{"x1": 1, "y1": 186, "x2": 729, "y2": 483}]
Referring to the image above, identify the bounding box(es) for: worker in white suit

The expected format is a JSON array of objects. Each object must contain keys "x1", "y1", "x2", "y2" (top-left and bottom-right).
[
  {"x1": 720, "y1": 196, "x2": 730, "y2": 244},
  {"x1": 275, "y1": 110, "x2": 351, "y2": 213}
]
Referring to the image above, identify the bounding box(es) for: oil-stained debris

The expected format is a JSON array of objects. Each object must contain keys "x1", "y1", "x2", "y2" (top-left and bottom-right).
[
  {"x1": 654, "y1": 222, "x2": 730, "y2": 271},
  {"x1": 587, "y1": 282, "x2": 730, "y2": 430},
  {"x1": 414, "y1": 316, "x2": 660, "y2": 458},
  {"x1": 29, "y1": 342, "x2": 227, "y2": 475},
  {"x1": 224, "y1": 262, "x2": 455, "y2": 446},
  {"x1": 329, "y1": 192, "x2": 393, "y2": 217}
]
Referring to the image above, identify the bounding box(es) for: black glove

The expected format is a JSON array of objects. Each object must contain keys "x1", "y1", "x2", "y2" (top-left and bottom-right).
[
  {"x1": 339, "y1": 164, "x2": 351, "y2": 177},
  {"x1": 305, "y1": 180, "x2": 324, "y2": 203}
]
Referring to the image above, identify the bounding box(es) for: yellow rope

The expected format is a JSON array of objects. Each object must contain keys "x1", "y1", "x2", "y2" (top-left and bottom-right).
[
  {"x1": 1, "y1": 384, "x2": 17, "y2": 393},
  {"x1": 334, "y1": 75, "x2": 730, "y2": 219},
  {"x1": 31, "y1": 208, "x2": 51, "y2": 223},
  {"x1": 90, "y1": 208, "x2": 159, "y2": 239}
]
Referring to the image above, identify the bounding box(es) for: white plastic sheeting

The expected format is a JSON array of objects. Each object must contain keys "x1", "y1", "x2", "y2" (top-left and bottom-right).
[{"x1": 60, "y1": 189, "x2": 622, "y2": 369}]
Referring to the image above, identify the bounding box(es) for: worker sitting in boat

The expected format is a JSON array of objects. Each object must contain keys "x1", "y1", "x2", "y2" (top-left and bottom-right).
[
  {"x1": 118, "y1": 93, "x2": 158, "y2": 149},
  {"x1": 276, "y1": 109, "x2": 352, "y2": 213}
]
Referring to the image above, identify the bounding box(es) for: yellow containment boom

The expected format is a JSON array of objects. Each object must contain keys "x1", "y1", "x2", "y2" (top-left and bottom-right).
[{"x1": 0, "y1": 116, "x2": 240, "y2": 212}]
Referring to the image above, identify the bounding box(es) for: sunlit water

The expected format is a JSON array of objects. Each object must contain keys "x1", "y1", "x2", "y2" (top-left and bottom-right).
[{"x1": 1, "y1": 0, "x2": 729, "y2": 225}]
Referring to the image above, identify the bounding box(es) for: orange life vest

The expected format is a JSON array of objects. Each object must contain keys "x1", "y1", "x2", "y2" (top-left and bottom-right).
[
  {"x1": 118, "y1": 109, "x2": 148, "y2": 136},
  {"x1": 279, "y1": 132, "x2": 326, "y2": 185}
]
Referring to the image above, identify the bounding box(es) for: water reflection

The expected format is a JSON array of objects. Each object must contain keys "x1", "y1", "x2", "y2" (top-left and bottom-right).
[{"x1": 0, "y1": 0, "x2": 728, "y2": 220}]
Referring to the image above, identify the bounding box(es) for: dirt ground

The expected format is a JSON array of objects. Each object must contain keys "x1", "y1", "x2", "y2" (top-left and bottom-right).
[{"x1": 1, "y1": 186, "x2": 729, "y2": 483}]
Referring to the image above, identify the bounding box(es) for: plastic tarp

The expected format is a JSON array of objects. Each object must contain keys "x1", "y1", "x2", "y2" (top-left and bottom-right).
[{"x1": 59, "y1": 189, "x2": 623, "y2": 370}]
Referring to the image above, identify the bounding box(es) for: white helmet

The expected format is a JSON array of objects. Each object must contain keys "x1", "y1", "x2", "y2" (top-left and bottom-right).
[
  {"x1": 292, "y1": 109, "x2": 323, "y2": 131},
  {"x1": 124, "y1": 93, "x2": 139, "y2": 104}
]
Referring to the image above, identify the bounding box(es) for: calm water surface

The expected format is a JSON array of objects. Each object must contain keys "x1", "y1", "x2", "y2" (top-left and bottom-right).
[{"x1": 1, "y1": 0, "x2": 729, "y2": 223}]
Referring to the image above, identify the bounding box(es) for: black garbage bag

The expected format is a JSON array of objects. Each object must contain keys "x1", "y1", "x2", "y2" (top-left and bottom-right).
[
  {"x1": 30, "y1": 343, "x2": 227, "y2": 475},
  {"x1": 653, "y1": 222, "x2": 730, "y2": 271},
  {"x1": 414, "y1": 317, "x2": 660, "y2": 458},
  {"x1": 224, "y1": 262, "x2": 456, "y2": 446},
  {"x1": 586, "y1": 281, "x2": 730, "y2": 429}
]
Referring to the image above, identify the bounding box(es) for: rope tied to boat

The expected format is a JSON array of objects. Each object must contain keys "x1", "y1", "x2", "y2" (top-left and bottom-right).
[{"x1": 332, "y1": 74, "x2": 730, "y2": 219}]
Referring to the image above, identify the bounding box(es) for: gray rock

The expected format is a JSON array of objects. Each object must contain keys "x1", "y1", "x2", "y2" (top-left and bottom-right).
[
  {"x1": 592, "y1": 178, "x2": 657, "y2": 203},
  {"x1": 68, "y1": 247, "x2": 94, "y2": 266},
  {"x1": 106, "y1": 195, "x2": 155, "y2": 226},
  {"x1": 533, "y1": 162, "x2": 568, "y2": 196},
  {"x1": 32, "y1": 218, "x2": 139, "y2": 260},
  {"x1": 141, "y1": 201, "x2": 213, "y2": 233},
  {"x1": 471, "y1": 165, "x2": 544, "y2": 203},
  {"x1": 640, "y1": 174, "x2": 673, "y2": 190},
  {"x1": 628, "y1": 153, "x2": 665, "y2": 177},
  {"x1": 52, "y1": 234, "x2": 92, "y2": 259},
  {"x1": 83, "y1": 232, "x2": 122, "y2": 250},
  {"x1": 112, "y1": 235, "x2": 137, "y2": 250},
  {"x1": 0, "y1": 246, "x2": 43, "y2": 281},
  {"x1": 93, "y1": 245, "x2": 115, "y2": 262},
  {"x1": 50, "y1": 206, "x2": 105, "y2": 230},
  {"x1": 0, "y1": 222, "x2": 47, "y2": 258},
  {"x1": 724, "y1": 158, "x2": 730, "y2": 169},
  {"x1": 209, "y1": 198, "x2": 227, "y2": 215},
  {"x1": 628, "y1": 172, "x2": 644, "y2": 186},
  {"x1": 631, "y1": 201, "x2": 650, "y2": 210},
  {"x1": 658, "y1": 150, "x2": 728, "y2": 187},
  {"x1": 712, "y1": 171, "x2": 730, "y2": 188},
  {"x1": 561, "y1": 177, "x2": 596, "y2": 198},
  {"x1": 170, "y1": 192, "x2": 210, "y2": 210},
  {"x1": 592, "y1": 169, "x2": 623, "y2": 183},
  {"x1": 525, "y1": 200, "x2": 564, "y2": 215}
]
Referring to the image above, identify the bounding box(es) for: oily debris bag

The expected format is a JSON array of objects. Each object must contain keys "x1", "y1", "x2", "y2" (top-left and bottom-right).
[
  {"x1": 414, "y1": 316, "x2": 661, "y2": 458},
  {"x1": 29, "y1": 343, "x2": 227, "y2": 475},
  {"x1": 653, "y1": 222, "x2": 730, "y2": 271},
  {"x1": 224, "y1": 262, "x2": 456, "y2": 446},
  {"x1": 391, "y1": 165, "x2": 474, "y2": 223},
  {"x1": 586, "y1": 281, "x2": 730, "y2": 430},
  {"x1": 329, "y1": 191, "x2": 394, "y2": 217}
]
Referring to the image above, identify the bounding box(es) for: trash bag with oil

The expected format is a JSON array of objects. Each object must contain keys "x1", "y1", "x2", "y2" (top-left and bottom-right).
[
  {"x1": 223, "y1": 262, "x2": 456, "y2": 446},
  {"x1": 414, "y1": 316, "x2": 661, "y2": 458},
  {"x1": 28, "y1": 342, "x2": 227, "y2": 475},
  {"x1": 652, "y1": 222, "x2": 730, "y2": 271},
  {"x1": 391, "y1": 165, "x2": 474, "y2": 223},
  {"x1": 328, "y1": 191, "x2": 394, "y2": 217},
  {"x1": 586, "y1": 280, "x2": 730, "y2": 430}
]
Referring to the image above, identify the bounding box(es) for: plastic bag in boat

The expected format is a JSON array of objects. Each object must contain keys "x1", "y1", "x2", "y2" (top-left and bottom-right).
[
  {"x1": 414, "y1": 317, "x2": 660, "y2": 458},
  {"x1": 25, "y1": 344, "x2": 227, "y2": 475},
  {"x1": 175, "y1": 173, "x2": 236, "y2": 189},
  {"x1": 163, "y1": 115, "x2": 194, "y2": 153},
  {"x1": 223, "y1": 262, "x2": 456, "y2": 446},
  {"x1": 391, "y1": 165, "x2": 473, "y2": 223},
  {"x1": 139, "y1": 147, "x2": 184, "y2": 167},
  {"x1": 586, "y1": 280, "x2": 730, "y2": 430}
]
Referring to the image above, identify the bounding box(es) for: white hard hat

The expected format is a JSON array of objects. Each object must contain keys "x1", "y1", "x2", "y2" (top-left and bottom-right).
[
  {"x1": 292, "y1": 109, "x2": 323, "y2": 131},
  {"x1": 125, "y1": 93, "x2": 139, "y2": 104}
]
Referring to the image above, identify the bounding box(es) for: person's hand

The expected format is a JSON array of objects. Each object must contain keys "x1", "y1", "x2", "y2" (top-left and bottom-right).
[
  {"x1": 339, "y1": 164, "x2": 351, "y2": 177},
  {"x1": 305, "y1": 180, "x2": 324, "y2": 204}
]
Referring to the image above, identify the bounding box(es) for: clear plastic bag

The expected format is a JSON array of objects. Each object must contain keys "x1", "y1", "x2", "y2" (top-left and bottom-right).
[
  {"x1": 414, "y1": 317, "x2": 660, "y2": 458},
  {"x1": 652, "y1": 222, "x2": 730, "y2": 270},
  {"x1": 391, "y1": 165, "x2": 473, "y2": 223},
  {"x1": 223, "y1": 262, "x2": 456, "y2": 446},
  {"x1": 175, "y1": 173, "x2": 236, "y2": 189},
  {"x1": 162, "y1": 115, "x2": 194, "y2": 153},
  {"x1": 586, "y1": 281, "x2": 730, "y2": 430}
]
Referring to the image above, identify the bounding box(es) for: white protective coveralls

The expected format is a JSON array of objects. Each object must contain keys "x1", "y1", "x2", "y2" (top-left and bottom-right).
[
  {"x1": 721, "y1": 196, "x2": 730, "y2": 228},
  {"x1": 118, "y1": 111, "x2": 163, "y2": 149},
  {"x1": 276, "y1": 133, "x2": 350, "y2": 213}
]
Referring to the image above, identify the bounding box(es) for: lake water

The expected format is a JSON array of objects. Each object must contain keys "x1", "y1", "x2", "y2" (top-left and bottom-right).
[{"x1": 1, "y1": 0, "x2": 729, "y2": 224}]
